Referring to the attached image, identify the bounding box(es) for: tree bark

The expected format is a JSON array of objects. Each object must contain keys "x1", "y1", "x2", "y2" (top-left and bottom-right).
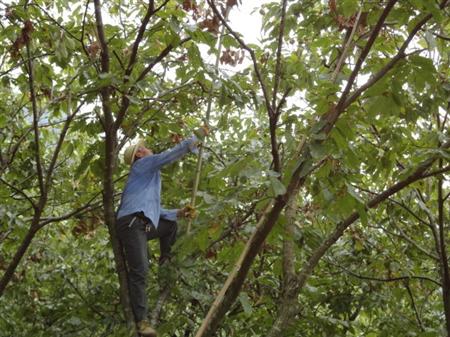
[{"x1": 268, "y1": 193, "x2": 300, "y2": 337}]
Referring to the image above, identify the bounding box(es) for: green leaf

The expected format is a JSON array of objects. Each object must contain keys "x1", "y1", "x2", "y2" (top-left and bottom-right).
[
  {"x1": 188, "y1": 44, "x2": 203, "y2": 68},
  {"x1": 126, "y1": 94, "x2": 141, "y2": 105},
  {"x1": 340, "y1": 0, "x2": 359, "y2": 17},
  {"x1": 424, "y1": 30, "x2": 437, "y2": 50},
  {"x1": 296, "y1": 158, "x2": 313, "y2": 178},
  {"x1": 346, "y1": 183, "x2": 364, "y2": 204},
  {"x1": 196, "y1": 228, "x2": 209, "y2": 252},
  {"x1": 367, "y1": 95, "x2": 399, "y2": 117},
  {"x1": 309, "y1": 141, "x2": 328, "y2": 159},
  {"x1": 239, "y1": 292, "x2": 253, "y2": 314},
  {"x1": 269, "y1": 176, "x2": 286, "y2": 196},
  {"x1": 0, "y1": 114, "x2": 7, "y2": 128}
]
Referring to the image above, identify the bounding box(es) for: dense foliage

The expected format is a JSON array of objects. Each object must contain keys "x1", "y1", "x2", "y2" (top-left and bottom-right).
[{"x1": 0, "y1": 0, "x2": 449, "y2": 336}]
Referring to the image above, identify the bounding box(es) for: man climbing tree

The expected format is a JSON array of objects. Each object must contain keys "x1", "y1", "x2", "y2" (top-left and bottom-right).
[{"x1": 116, "y1": 127, "x2": 208, "y2": 337}]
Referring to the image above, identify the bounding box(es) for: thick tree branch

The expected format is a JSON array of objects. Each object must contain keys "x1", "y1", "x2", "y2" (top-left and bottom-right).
[
  {"x1": 321, "y1": 0, "x2": 398, "y2": 134},
  {"x1": 275, "y1": 88, "x2": 291, "y2": 117},
  {"x1": 194, "y1": 2, "x2": 447, "y2": 335},
  {"x1": 80, "y1": 0, "x2": 95, "y2": 66},
  {"x1": 93, "y1": 0, "x2": 114, "y2": 131},
  {"x1": 194, "y1": 4, "x2": 403, "y2": 332},
  {"x1": 276, "y1": 190, "x2": 300, "y2": 331},
  {"x1": 298, "y1": 142, "x2": 449, "y2": 285},
  {"x1": 0, "y1": 97, "x2": 88, "y2": 297},
  {"x1": 93, "y1": 1, "x2": 136, "y2": 333},
  {"x1": 93, "y1": 1, "x2": 109, "y2": 72},
  {"x1": 125, "y1": 0, "x2": 164, "y2": 76},
  {"x1": 150, "y1": 283, "x2": 172, "y2": 327},
  {"x1": 0, "y1": 220, "x2": 40, "y2": 296}
]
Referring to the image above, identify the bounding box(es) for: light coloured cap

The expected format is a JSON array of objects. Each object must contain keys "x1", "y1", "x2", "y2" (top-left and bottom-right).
[{"x1": 123, "y1": 139, "x2": 145, "y2": 165}]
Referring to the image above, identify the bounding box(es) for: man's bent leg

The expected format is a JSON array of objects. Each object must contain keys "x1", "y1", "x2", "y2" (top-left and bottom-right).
[
  {"x1": 146, "y1": 218, "x2": 177, "y2": 265},
  {"x1": 117, "y1": 216, "x2": 150, "y2": 322}
]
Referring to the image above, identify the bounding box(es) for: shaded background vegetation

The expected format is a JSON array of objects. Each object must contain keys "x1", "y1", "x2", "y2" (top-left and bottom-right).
[{"x1": 0, "y1": 0, "x2": 449, "y2": 336}]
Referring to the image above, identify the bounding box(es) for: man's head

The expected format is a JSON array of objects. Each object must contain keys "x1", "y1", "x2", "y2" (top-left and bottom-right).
[{"x1": 124, "y1": 139, "x2": 153, "y2": 165}]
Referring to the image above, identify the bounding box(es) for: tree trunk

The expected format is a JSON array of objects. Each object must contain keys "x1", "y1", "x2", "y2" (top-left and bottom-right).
[
  {"x1": 93, "y1": 0, "x2": 136, "y2": 332},
  {"x1": 102, "y1": 130, "x2": 136, "y2": 330},
  {"x1": 268, "y1": 194, "x2": 300, "y2": 337}
]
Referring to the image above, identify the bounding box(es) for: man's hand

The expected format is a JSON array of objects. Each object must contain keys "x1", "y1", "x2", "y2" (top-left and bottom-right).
[
  {"x1": 171, "y1": 133, "x2": 183, "y2": 144},
  {"x1": 177, "y1": 205, "x2": 197, "y2": 219}
]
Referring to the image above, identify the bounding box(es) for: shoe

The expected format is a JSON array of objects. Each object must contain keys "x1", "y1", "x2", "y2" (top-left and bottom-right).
[{"x1": 137, "y1": 320, "x2": 157, "y2": 337}]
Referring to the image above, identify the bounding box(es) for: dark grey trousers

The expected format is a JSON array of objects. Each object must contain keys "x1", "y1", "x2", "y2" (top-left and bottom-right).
[{"x1": 116, "y1": 213, "x2": 177, "y2": 322}]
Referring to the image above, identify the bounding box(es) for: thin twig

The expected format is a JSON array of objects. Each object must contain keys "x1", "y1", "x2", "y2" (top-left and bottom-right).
[
  {"x1": 0, "y1": 177, "x2": 37, "y2": 210},
  {"x1": 420, "y1": 165, "x2": 450, "y2": 179},
  {"x1": 207, "y1": 0, "x2": 272, "y2": 117},
  {"x1": 336, "y1": 0, "x2": 398, "y2": 111},
  {"x1": 26, "y1": 38, "x2": 45, "y2": 198},
  {"x1": 44, "y1": 97, "x2": 84, "y2": 191},
  {"x1": 331, "y1": 9, "x2": 363, "y2": 83},
  {"x1": 32, "y1": 3, "x2": 82, "y2": 42},
  {"x1": 65, "y1": 276, "x2": 106, "y2": 319},
  {"x1": 389, "y1": 218, "x2": 439, "y2": 260},
  {"x1": 328, "y1": 260, "x2": 442, "y2": 287},
  {"x1": 271, "y1": 0, "x2": 288, "y2": 117},
  {"x1": 404, "y1": 281, "x2": 425, "y2": 331},
  {"x1": 0, "y1": 53, "x2": 53, "y2": 77}
]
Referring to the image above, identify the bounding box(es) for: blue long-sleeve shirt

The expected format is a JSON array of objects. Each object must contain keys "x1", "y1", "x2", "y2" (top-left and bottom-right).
[{"x1": 116, "y1": 136, "x2": 197, "y2": 227}]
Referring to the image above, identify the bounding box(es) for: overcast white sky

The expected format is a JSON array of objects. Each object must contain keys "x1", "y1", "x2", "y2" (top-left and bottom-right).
[{"x1": 228, "y1": 0, "x2": 271, "y2": 43}]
